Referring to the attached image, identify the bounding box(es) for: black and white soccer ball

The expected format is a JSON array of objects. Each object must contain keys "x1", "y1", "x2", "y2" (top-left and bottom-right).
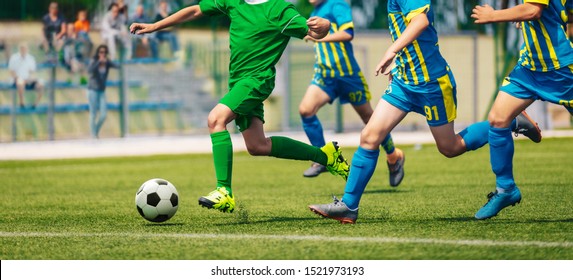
[{"x1": 135, "y1": 178, "x2": 179, "y2": 222}]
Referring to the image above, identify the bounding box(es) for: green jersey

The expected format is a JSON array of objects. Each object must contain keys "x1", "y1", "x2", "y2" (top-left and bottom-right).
[{"x1": 199, "y1": 0, "x2": 309, "y2": 85}]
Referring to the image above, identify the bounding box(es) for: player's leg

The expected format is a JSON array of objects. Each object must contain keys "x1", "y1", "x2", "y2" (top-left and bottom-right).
[
  {"x1": 475, "y1": 91, "x2": 533, "y2": 220},
  {"x1": 241, "y1": 117, "x2": 348, "y2": 179},
  {"x1": 474, "y1": 64, "x2": 554, "y2": 219},
  {"x1": 418, "y1": 70, "x2": 503, "y2": 157},
  {"x1": 309, "y1": 98, "x2": 408, "y2": 223},
  {"x1": 229, "y1": 82, "x2": 335, "y2": 168},
  {"x1": 342, "y1": 72, "x2": 405, "y2": 186},
  {"x1": 299, "y1": 77, "x2": 332, "y2": 177},
  {"x1": 442, "y1": 114, "x2": 539, "y2": 157},
  {"x1": 448, "y1": 112, "x2": 538, "y2": 154},
  {"x1": 200, "y1": 81, "x2": 349, "y2": 213},
  {"x1": 352, "y1": 102, "x2": 404, "y2": 187},
  {"x1": 199, "y1": 103, "x2": 237, "y2": 212},
  {"x1": 430, "y1": 122, "x2": 470, "y2": 157},
  {"x1": 431, "y1": 116, "x2": 536, "y2": 157},
  {"x1": 299, "y1": 85, "x2": 330, "y2": 148},
  {"x1": 241, "y1": 102, "x2": 350, "y2": 180}
]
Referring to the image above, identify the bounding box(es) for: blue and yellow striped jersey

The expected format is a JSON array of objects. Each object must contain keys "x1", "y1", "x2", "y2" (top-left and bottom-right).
[
  {"x1": 387, "y1": 0, "x2": 449, "y2": 85},
  {"x1": 311, "y1": 0, "x2": 361, "y2": 78},
  {"x1": 518, "y1": 0, "x2": 573, "y2": 72}
]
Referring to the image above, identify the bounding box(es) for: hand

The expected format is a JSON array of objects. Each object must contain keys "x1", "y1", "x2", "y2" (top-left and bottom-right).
[
  {"x1": 130, "y1": 23, "x2": 157, "y2": 35},
  {"x1": 514, "y1": 22, "x2": 522, "y2": 29},
  {"x1": 471, "y1": 4, "x2": 495, "y2": 24},
  {"x1": 304, "y1": 35, "x2": 318, "y2": 43},
  {"x1": 307, "y1": 16, "x2": 330, "y2": 39},
  {"x1": 375, "y1": 50, "x2": 396, "y2": 77}
]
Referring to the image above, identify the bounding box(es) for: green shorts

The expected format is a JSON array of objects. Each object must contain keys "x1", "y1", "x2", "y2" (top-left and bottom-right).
[{"x1": 220, "y1": 76, "x2": 275, "y2": 132}]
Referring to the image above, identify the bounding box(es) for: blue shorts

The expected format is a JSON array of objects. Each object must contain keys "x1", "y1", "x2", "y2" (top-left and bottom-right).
[
  {"x1": 311, "y1": 71, "x2": 371, "y2": 106},
  {"x1": 382, "y1": 71, "x2": 457, "y2": 126},
  {"x1": 500, "y1": 64, "x2": 573, "y2": 114}
]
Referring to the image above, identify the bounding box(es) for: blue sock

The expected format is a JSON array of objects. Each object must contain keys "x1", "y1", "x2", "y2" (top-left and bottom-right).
[
  {"x1": 510, "y1": 118, "x2": 517, "y2": 131},
  {"x1": 489, "y1": 126, "x2": 516, "y2": 191},
  {"x1": 459, "y1": 121, "x2": 489, "y2": 151},
  {"x1": 301, "y1": 115, "x2": 326, "y2": 147},
  {"x1": 460, "y1": 119, "x2": 517, "y2": 151},
  {"x1": 342, "y1": 147, "x2": 380, "y2": 210},
  {"x1": 380, "y1": 134, "x2": 395, "y2": 154}
]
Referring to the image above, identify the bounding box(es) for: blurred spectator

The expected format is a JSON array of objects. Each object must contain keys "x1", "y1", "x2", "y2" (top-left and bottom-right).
[
  {"x1": 87, "y1": 45, "x2": 118, "y2": 138},
  {"x1": 61, "y1": 23, "x2": 87, "y2": 85},
  {"x1": 130, "y1": 5, "x2": 158, "y2": 58},
  {"x1": 74, "y1": 10, "x2": 91, "y2": 41},
  {"x1": 8, "y1": 43, "x2": 44, "y2": 109},
  {"x1": 117, "y1": 0, "x2": 129, "y2": 24},
  {"x1": 0, "y1": 40, "x2": 8, "y2": 62},
  {"x1": 73, "y1": 10, "x2": 94, "y2": 63},
  {"x1": 42, "y1": 2, "x2": 66, "y2": 52},
  {"x1": 101, "y1": 3, "x2": 132, "y2": 60},
  {"x1": 154, "y1": 1, "x2": 180, "y2": 56}
]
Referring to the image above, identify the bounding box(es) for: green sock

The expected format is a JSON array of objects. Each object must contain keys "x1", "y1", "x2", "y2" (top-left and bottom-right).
[
  {"x1": 381, "y1": 134, "x2": 396, "y2": 155},
  {"x1": 211, "y1": 130, "x2": 233, "y2": 196},
  {"x1": 269, "y1": 136, "x2": 328, "y2": 165}
]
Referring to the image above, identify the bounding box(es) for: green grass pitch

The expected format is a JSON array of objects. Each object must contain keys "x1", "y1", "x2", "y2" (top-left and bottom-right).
[{"x1": 1, "y1": 138, "x2": 572, "y2": 259}]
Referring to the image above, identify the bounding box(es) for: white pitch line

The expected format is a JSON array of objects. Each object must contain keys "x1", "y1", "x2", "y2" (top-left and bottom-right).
[{"x1": 1, "y1": 231, "x2": 571, "y2": 248}]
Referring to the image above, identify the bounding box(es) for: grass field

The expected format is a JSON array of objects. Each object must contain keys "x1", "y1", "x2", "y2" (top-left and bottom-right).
[{"x1": 1, "y1": 137, "x2": 572, "y2": 259}]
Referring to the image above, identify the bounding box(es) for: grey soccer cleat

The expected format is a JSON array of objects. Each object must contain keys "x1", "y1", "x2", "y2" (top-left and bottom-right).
[
  {"x1": 387, "y1": 148, "x2": 405, "y2": 187},
  {"x1": 303, "y1": 162, "x2": 328, "y2": 177},
  {"x1": 309, "y1": 196, "x2": 358, "y2": 224},
  {"x1": 513, "y1": 111, "x2": 542, "y2": 143}
]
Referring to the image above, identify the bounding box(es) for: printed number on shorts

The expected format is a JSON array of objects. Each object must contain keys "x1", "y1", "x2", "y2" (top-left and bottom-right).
[
  {"x1": 349, "y1": 91, "x2": 363, "y2": 103},
  {"x1": 424, "y1": 105, "x2": 439, "y2": 121}
]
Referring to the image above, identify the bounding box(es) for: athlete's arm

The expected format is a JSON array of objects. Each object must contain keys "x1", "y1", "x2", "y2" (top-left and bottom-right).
[
  {"x1": 306, "y1": 30, "x2": 352, "y2": 43},
  {"x1": 130, "y1": 5, "x2": 203, "y2": 35},
  {"x1": 471, "y1": 3, "x2": 545, "y2": 24},
  {"x1": 375, "y1": 13, "x2": 429, "y2": 76},
  {"x1": 306, "y1": 16, "x2": 331, "y2": 40}
]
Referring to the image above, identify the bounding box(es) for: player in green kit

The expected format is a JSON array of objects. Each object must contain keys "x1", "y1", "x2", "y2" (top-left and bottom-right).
[{"x1": 131, "y1": 0, "x2": 349, "y2": 213}]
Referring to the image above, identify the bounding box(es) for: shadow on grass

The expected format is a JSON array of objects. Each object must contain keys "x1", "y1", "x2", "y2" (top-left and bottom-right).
[
  {"x1": 215, "y1": 216, "x2": 335, "y2": 226},
  {"x1": 434, "y1": 217, "x2": 476, "y2": 222},
  {"x1": 145, "y1": 222, "x2": 185, "y2": 227},
  {"x1": 435, "y1": 217, "x2": 573, "y2": 224},
  {"x1": 525, "y1": 218, "x2": 573, "y2": 223},
  {"x1": 363, "y1": 189, "x2": 411, "y2": 195}
]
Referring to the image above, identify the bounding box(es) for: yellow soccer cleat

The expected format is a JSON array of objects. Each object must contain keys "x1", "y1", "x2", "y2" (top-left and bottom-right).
[
  {"x1": 320, "y1": 141, "x2": 349, "y2": 181},
  {"x1": 198, "y1": 187, "x2": 235, "y2": 213}
]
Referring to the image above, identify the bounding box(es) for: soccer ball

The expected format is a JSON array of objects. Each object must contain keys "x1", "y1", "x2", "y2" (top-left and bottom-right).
[{"x1": 135, "y1": 178, "x2": 179, "y2": 222}]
